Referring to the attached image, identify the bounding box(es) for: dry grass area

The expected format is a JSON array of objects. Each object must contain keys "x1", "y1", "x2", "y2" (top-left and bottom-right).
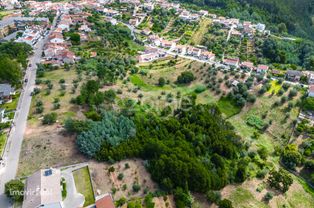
[
  {"x1": 17, "y1": 125, "x2": 87, "y2": 177},
  {"x1": 89, "y1": 159, "x2": 158, "y2": 200}
]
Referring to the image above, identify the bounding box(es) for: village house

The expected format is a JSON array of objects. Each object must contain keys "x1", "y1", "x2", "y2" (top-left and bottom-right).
[
  {"x1": 103, "y1": 8, "x2": 120, "y2": 17},
  {"x1": 15, "y1": 27, "x2": 42, "y2": 46},
  {"x1": 49, "y1": 32, "x2": 64, "y2": 43},
  {"x1": 186, "y1": 46, "x2": 201, "y2": 57},
  {"x1": 95, "y1": 194, "x2": 115, "y2": 208},
  {"x1": 256, "y1": 64, "x2": 269, "y2": 73},
  {"x1": 22, "y1": 168, "x2": 62, "y2": 208},
  {"x1": 78, "y1": 24, "x2": 91, "y2": 32},
  {"x1": 223, "y1": 58, "x2": 239, "y2": 68},
  {"x1": 240, "y1": 61, "x2": 254, "y2": 70},
  {"x1": 143, "y1": 2, "x2": 154, "y2": 11},
  {"x1": 285, "y1": 70, "x2": 303, "y2": 82},
  {"x1": 308, "y1": 85, "x2": 314, "y2": 97},
  {"x1": 199, "y1": 50, "x2": 215, "y2": 61},
  {"x1": 198, "y1": 10, "x2": 208, "y2": 16},
  {"x1": 160, "y1": 39, "x2": 175, "y2": 49},
  {"x1": 0, "y1": 84, "x2": 15, "y2": 104},
  {"x1": 172, "y1": 44, "x2": 186, "y2": 55},
  {"x1": 138, "y1": 48, "x2": 166, "y2": 62},
  {"x1": 308, "y1": 73, "x2": 314, "y2": 85}
]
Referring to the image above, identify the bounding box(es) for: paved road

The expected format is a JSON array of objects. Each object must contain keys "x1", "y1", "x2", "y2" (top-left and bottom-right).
[{"x1": 0, "y1": 14, "x2": 59, "y2": 207}]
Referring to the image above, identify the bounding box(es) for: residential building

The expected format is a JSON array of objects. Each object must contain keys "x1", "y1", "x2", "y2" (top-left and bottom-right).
[
  {"x1": 103, "y1": 8, "x2": 119, "y2": 17},
  {"x1": 186, "y1": 46, "x2": 201, "y2": 57},
  {"x1": 160, "y1": 39, "x2": 175, "y2": 49},
  {"x1": 22, "y1": 168, "x2": 62, "y2": 208},
  {"x1": 200, "y1": 51, "x2": 215, "y2": 61},
  {"x1": 256, "y1": 64, "x2": 269, "y2": 73},
  {"x1": 308, "y1": 85, "x2": 314, "y2": 97},
  {"x1": 285, "y1": 70, "x2": 303, "y2": 82},
  {"x1": 240, "y1": 61, "x2": 254, "y2": 70},
  {"x1": 308, "y1": 73, "x2": 314, "y2": 85},
  {"x1": 256, "y1": 23, "x2": 266, "y2": 32},
  {"x1": 172, "y1": 44, "x2": 186, "y2": 55},
  {"x1": 0, "y1": 84, "x2": 15, "y2": 104},
  {"x1": 223, "y1": 58, "x2": 239, "y2": 68},
  {"x1": 49, "y1": 32, "x2": 64, "y2": 43}
]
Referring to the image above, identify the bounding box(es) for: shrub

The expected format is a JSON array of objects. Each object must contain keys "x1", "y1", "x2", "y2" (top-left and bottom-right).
[
  {"x1": 176, "y1": 71, "x2": 195, "y2": 84},
  {"x1": 132, "y1": 183, "x2": 141, "y2": 192},
  {"x1": 42, "y1": 113, "x2": 57, "y2": 125},
  {"x1": 118, "y1": 173, "x2": 124, "y2": 180},
  {"x1": 5, "y1": 179, "x2": 24, "y2": 202}
]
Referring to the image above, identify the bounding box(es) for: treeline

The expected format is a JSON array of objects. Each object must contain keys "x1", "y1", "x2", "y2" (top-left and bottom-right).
[
  {"x1": 0, "y1": 42, "x2": 32, "y2": 86},
  {"x1": 66, "y1": 105, "x2": 248, "y2": 206}
]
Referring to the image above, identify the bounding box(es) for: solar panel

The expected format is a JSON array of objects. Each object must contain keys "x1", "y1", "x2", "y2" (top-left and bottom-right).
[{"x1": 44, "y1": 169, "x2": 52, "y2": 176}]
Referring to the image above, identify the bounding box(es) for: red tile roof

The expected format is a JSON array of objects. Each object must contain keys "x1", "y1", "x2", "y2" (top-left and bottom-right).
[{"x1": 96, "y1": 195, "x2": 115, "y2": 208}]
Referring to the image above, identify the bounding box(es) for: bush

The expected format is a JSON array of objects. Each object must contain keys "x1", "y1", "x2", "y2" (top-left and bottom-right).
[
  {"x1": 5, "y1": 179, "x2": 24, "y2": 202},
  {"x1": 132, "y1": 183, "x2": 141, "y2": 192},
  {"x1": 158, "y1": 77, "x2": 166, "y2": 87},
  {"x1": 176, "y1": 71, "x2": 195, "y2": 84},
  {"x1": 264, "y1": 192, "x2": 274, "y2": 202},
  {"x1": 194, "y1": 85, "x2": 206, "y2": 94},
  {"x1": 218, "y1": 199, "x2": 233, "y2": 208},
  {"x1": 118, "y1": 173, "x2": 124, "y2": 180},
  {"x1": 42, "y1": 112, "x2": 57, "y2": 125},
  {"x1": 206, "y1": 190, "x2": 221, "y2": 204}
]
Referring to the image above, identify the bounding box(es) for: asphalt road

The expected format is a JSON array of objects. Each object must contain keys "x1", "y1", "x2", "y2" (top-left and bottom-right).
[{"x1": 0, "y1": 15, "x2": 58, "y2": 207}]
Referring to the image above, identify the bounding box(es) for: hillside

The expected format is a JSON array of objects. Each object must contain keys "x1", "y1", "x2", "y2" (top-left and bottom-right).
[{"x1": 180, "y1": 0, "x2": 314, "y2": 40}]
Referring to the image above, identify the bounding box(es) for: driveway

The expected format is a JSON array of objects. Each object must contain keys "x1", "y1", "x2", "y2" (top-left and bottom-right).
[{"x1": 61, "y1": 164, "x2": 87, "y2": 208}]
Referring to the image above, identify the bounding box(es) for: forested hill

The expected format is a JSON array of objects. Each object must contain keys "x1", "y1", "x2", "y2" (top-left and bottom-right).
[{"x1": 181, "y1": 0, "x2": 314, "y2": 40}]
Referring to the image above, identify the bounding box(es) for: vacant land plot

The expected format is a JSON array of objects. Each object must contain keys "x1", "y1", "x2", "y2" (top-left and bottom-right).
[
  {"x1": 89, "y1": 159, "x2": 158, "y2": 200},
  {"x1": 190, "y1": 18, "x2": 212, "y2": 45},
  {"x1": 73, "y1": 166, "x2": 95, "y2": 206},
  {"x1": 17, "y1": 125, "x2": 86, "y2": 177}
]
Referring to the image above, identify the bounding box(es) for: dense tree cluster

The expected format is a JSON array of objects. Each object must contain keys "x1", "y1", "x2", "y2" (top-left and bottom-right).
[
  {"x1": 151, "y1": 7, "x2": 176, "y2": 32},
  {"x1": 76, "y1": 111, "x2": 136, "y2": 158},
  {"x1": 77, "y1": 57, "x2": 137, "y2": 85},
  {"x1": 69, "y1": 105, "x2": 246, "y2": 198},
  {"x1": 0, "y1": 42, "x2": 32, "y2": 86}
]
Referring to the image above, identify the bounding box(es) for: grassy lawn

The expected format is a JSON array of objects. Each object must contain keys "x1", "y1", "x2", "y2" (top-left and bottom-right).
[
  {"x1": 73, "y1": 166, "x2": 95, "y2": 207},
  {"x1": 228, "y1": 187, "x2": 267, "y2": 208},
  {"x1": 129, "y1": 74, "x2": 170, "y2": 91},
  {"x1": 0, "y1": 133, "x2": 7, "y2": 156},
  {"x1": 268, "y1": 80, "x2": 282, "y2": 94},
  {"x1": 217, "y1": 97, "x2": 241, "y2": 118},
  {"x1": 1, "y1": 93, "x2": 20, "y2": 111}
]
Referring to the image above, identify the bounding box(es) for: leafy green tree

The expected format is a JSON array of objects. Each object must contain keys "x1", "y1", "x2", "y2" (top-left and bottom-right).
[
  {"x1": 77, "y1": 111, "x2": 136, "y2": 157},
  {"x1": 42, "y1": 113, "x2": 57, "y2": 125},
  {"x1": 267, "y1": 168, "x2": 293, "y2": 193},
  {"x1": 5, "y1": 179, "x2": 24, "y2": 202},
  {"x1": 176, "y1": 72, "x2": 195, "y2": 84},
  {"x1": 281, "y1": 144, "x2": 302, "y2": 169},
  {"x1": 158, "y1": 77, "x2": 166, "y2": 87},
  {"x1": 218, "y1": 199, "x2": 233, "y2": 208},
  {"x1": 0, "y1": 57, "x2": 22, "y2": 86}
]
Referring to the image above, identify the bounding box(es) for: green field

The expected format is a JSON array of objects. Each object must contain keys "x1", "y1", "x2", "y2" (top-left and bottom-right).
[
  {"x1": 228, "y1": 188, "x2": 268, "y2": 208},
  {"x1": 0, "y1": 133, "x2": 7, "y2": 156},
  {"x1": 73, "y1": 166, "x2": 95, "y2": 206},
  {"x1": 217, "y1": 97, "x2": 241, "y2": 118}
]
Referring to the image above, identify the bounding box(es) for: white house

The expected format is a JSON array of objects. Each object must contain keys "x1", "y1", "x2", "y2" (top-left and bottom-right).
[
  {"x1": 256, "y1": 23, "x2": 266, "y2": 32},
  {"x1": 308, "y1": 85, "x2": 314, "y2": 97},
  {"x1": 22, "y1": 168, "x2": 62, "y2": 208},
  {"x1": 308, "y1": 73, "x2": 314, "y2": 85}
]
